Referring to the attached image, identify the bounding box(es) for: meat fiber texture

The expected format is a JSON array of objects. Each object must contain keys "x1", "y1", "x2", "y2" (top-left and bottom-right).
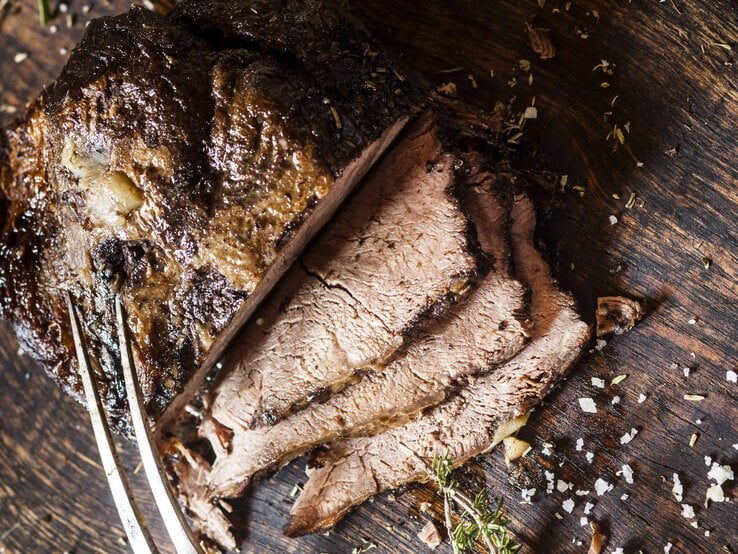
[
  {"x1": 0, "y1": 0, "x2": 416, "y2": 433},
  {"x1": 286, "y1": 194, "x2": 591, "y2": 536},
  {"x1": 200, "y1": 111, "x2": 482, "y2": 438},
  {"x1": 202, "y1": 176, "x2": 530, "y2": 500}
]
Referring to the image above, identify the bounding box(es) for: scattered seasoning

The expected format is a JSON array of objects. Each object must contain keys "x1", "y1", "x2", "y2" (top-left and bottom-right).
[
  {"x1": 684, "y1": 394, "x2": 706, "y2": 401},
  {"x1": 625, "y1": 192, "x2": 637, "y2": 209},
  {"x1": 526, "y1": 21, "x2": 556, "y2": 60},
  {"x1": 576, "y1": 438, "x2": 584, "y2": 451},
  {"x1": 0, "y1": 104, "x2": 18, "y2": 114},
  {"x1": 37, "y1": 0, "x2": 50, "y2": 25},
  {"x1": 13, "y1": 51, "x2": 28, "y2": 64},
  {"x1": 578, "y1": 398, "x2": 597, "y2": 414},
  {"x1": 619, "y1": 428, "x2": 638, "y2": 445},
  {"x1": 585, "y1": 452, "x2": 595, "y2": 464},
  {"x1": 672, "y1": 473, "x2": 684, "y2": 501},
  {"x1": 594, "y1": 478, "x2": 613, "y2": 496},
  {"x1": 523, "y1": 106, "x2": 538, "y2": 119},
  {"x1": 467, "y1": 74, "x2": 478, "y2": 88},
  {"x1": 351, "y1": 540, "x2": 378, "y2": 554},
  {"x1": 562, "y1": 498, "x2": 575, "y2": 513},
  {"x1": 726, "y1": 370, "x2": 737, "y2": 383},
  {"x1": 329, "y1": 106, "x2": 342, "y2": 130},
  {"x1": 584, "y1": 502, "x2": 594, "y2": 515},
  {"x1": 681, "y1": 504, "x2": 696, "y2": 519},
  {"x1": 611, "y1": 396, "x2": 621, "y2": 405},
  {"x1": 637, "y1": 393, "x2": 647, "y2": 404},
  {"x1": 689, "y1": 433, "x2": 699, "y2": 447},
  {"x1": 557, "y1": 479, "x2": 572, "y2": 492},
  {"x1": 591, "y1": 377, "x2": 605, "y2": 389},
  {"x1": 289, "y1": 483, "x2": 303, "y2": 497},
  {"x1": 437, "y1": 82, "x2": 457, "y2": 96},
  {"x1": 611, "y1": 374, "x2": 628, "y2": 385},
  {"x1": 621, "y1": 464, "x2": 634, "y2": 484}
]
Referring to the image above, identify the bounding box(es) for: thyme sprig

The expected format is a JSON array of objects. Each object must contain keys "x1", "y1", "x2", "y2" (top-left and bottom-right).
[{"x1": 431, "y1": 452, "x2": 521, "y2": 554}]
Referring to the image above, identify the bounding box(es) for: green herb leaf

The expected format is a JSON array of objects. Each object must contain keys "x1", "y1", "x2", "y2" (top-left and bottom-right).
[{"x1": 37, "y1": 0, "x2": 50, "y2": 25}]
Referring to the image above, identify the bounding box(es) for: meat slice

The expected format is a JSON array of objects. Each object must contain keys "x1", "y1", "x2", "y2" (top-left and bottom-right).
[
  {"x1": 200, "y1": 110, "x2": 482, "y2": 438},
  {"x1": 286, "y1": 194, "x2": 591, "y2": 536},
  {"x1": 204, "y1": 180, "x2": 529, "y2": 498},
  {"x1": 0, "y1": 0, "x2": 416, "y2": 432}
]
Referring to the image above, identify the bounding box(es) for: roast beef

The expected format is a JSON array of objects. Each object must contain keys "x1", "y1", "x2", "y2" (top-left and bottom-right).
[
  {"x1": 0, "y1": 0, "x2": 416, "y2": 432},
  {"x1": 286, "y1": 194, "x2": 591, "y2": 536},
  {"x1": 203, "y1": 178, "x2": 530, "y2": 498},
  {"x1": 199, "y1": 112, "x2": 484, "y2": 442}
]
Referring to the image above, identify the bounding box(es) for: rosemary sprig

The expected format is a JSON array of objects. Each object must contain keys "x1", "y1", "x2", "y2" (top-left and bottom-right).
[
  {"x1": 431, "y1": 452, "x2": 521, "y2": 554},
  {"x1": 37, "y1": 0, "x2": 50, "y2": 25}
]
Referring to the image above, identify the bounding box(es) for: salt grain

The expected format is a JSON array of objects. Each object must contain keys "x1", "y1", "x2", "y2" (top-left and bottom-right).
[
  {"x1": 620, "y1": 493, "x2": 629, "y2": 501},
  {"x1": 562, "y1": 498, "x2": 575, "y2": 513},
  {"x1": 664, "y1": 542, "x2": 673, "y2": 553},
  {"x1": 726, "y1": 370, "x2": 737, "y2": 383},
  {"x1": 681, "y1": 503, "x2": 695, "y2": 519},
  {"x1": 705, "y1": 483, "x2": 725, "y2": 503},
  {"x1": 609, "y1": 215, "x2": 618, "y2": 225},
  {"x1": 594, "y1": 478, "x2": 613, "y2": 496},
  {"x1": 578, "y1": 397, "x2": 597, "y2": 413},
  {"x1": 637, "y1": 393, "x2": 647, "y2": 403},
  {"x1": 14, "y1": 52, "x2": 28, "y2": 64},
  {"x1": 672, "y1": 473, "x2": 683, "y2": 502},
  {"x1": 595, "y1": 339, "x2": 607, "y2": 351},
  {"x1": 622, "y1": 464, "x2": 634, "y2": 484},
  {"x1": 579, "y1": 516, "x2": 588, "y2": 526},
  {"x1": 576, "y1": 438, "x2": 584, "y2": 451},
  {"x1": 591, "y1": 377, "x2": 605, "y2": 389},
  {"x1": 586, "y1": 451, "x2": 594, "y2": 464},
  {"x1": 584, "y1": 501, "x2": 594, "y2": 515},
  {"x1": 619, "y1": 428, "x2": 638, "y2": 445},
  {"x1": 557, "y1": 479, "x2": 572, "y2": 493},
  {"x1": 707, "y1": 463, "x2": 734, "y2": 485},
  {"x1": 611, "y1": 395, "x2": 621, "y2": 405}
]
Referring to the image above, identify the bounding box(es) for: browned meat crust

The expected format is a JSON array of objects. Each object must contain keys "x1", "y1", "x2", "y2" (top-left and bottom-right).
[{"x1": 0, "y1": 0, "x2": 417, "y2": 433}]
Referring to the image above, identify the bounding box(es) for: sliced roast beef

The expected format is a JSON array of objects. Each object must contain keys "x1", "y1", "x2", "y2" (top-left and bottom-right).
[
  {"x1": 286, "y1": 194, "x2": 591, "y2": 536},
  {"x1": 204, "y1": 180, "x2": 529, "y2": 498},
  {"x1": 201, "y1": 111, "x2": 482, "y2": 436},
  {"x1": 0, "y1": 0, "x2": 416, "y2": 432}
]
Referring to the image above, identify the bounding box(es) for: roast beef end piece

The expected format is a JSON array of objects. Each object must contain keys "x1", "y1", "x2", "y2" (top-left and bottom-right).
[
  {"x1": 286, "y1": 195, "x2": 590, "y2": 536},
  {"x1": 0, "y1": 0, "x2": 417, "y2": 433}
]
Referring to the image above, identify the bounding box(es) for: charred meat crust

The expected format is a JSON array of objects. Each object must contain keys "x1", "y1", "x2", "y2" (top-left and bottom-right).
[{"x1": 0, "y1": 0, "x2": 418, "y2": 433}]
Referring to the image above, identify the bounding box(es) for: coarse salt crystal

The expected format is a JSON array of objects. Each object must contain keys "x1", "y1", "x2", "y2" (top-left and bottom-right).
[
  {"x1": 576, "y1": 438, "x2": 584, "y2": 451},
  {"x1": 664, "y1": 542, "x2": 673, "y2": 553},
  {"x1": 672, "y1": 473, "x2": 683, "y2": 501},
  {"x1": 591, "y1": 377, "x2": 605, "y2": 389},
  {"x1": 726, "y1": 370, "x2": 737, "y2": 383},
  {"x1": 14, "y1": 52, "x2": 28, "y2": 64},
  {"x1": 521, "y1": 488, "x2": 536, "y2": 502},
  {"x1": 638, "y1": 393, "x2": 647, "y2": 403},
  {"x1": 681, "y1": 503, "x2": 695, "y2": 519},
  {"x1": 575, "y1": 489, "x2": 589, "y2": 496},
  {"x1": 620, "y1": 428, "x2": 638, "y2": 445},
  {"x1": 611, "y1": 395, "x2": 621, "y2": 405},
  {"x1": 683, "y1": 367, "x2": 691, "y2": 377},
  {"x1": 562, "y1": 498, "x2": 575, "y2": 513},
  {"x1": 524, "y1": 106, "x2": 538, "y2": 119},
  {"x1": 613, "y1": 548, "x2": 624, "y2": 554},
  {"x1": 586, "y1": 452, "x2": 594, "y2": 464},
  {"x1": 584, "y1": 501, "x2": 594, "y2": 514},
  {"x1": 578, "y1": 397, "x2": 597, "y2": 413},
  {"x1": 579, "y1": 516, "x2": 588, "y2": 526},
  {"x1": 704, "y1": 456, "x2": 712, "y2": 466},
  {"x1": 595, "y1": 339, "x2": 607, "y2": 351},
  {"x1": 609, "y1": 215, "x2": 618, "y2": 225},
  {"x1": 620, "y1": 493, "x2": 629, "y2": 501},
  {"x1": 594, "y1": 478, "x2": 612, "y2": 496},
  {"x1": 622, "y1": 464, "x2": 634, "y2": 484},
  {"x1": 542, "y1": 442, "x2": 555, "y2": 456},
  {"x1": 707, "y1": 463, "x2": 734, "y2": 485},
  {"x1": 705, "y1": 483, "x2": 725, "y2": 503}
]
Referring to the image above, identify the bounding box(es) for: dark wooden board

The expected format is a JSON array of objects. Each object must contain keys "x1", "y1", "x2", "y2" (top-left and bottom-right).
[{"x1": 1, "y1": 1, "x2": 736, "y2": 552}]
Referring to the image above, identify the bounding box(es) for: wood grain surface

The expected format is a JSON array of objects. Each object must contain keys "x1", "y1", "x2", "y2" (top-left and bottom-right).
[{"x1": 1, "y1": 1, "x2": 736, "y2": 553}]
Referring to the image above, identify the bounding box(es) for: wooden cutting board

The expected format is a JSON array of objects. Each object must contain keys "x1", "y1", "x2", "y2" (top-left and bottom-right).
[{"x1": 1, "y1": 1, "x2": 736, "y2": 552}]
